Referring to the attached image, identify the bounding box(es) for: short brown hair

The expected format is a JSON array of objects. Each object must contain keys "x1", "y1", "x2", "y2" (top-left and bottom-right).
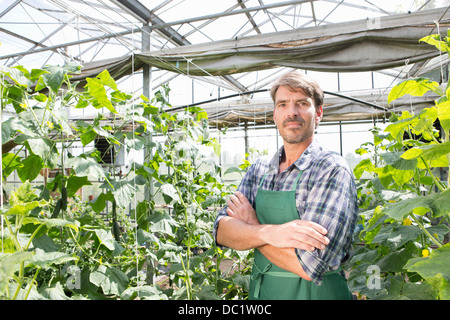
[{"x1": 270, "y1": 71, "x2": 324, "y2": 109}]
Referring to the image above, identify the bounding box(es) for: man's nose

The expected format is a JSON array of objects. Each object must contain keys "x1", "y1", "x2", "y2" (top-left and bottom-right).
[{"x1": 286, "y1": 101, "x2": 299, "y2": 116}]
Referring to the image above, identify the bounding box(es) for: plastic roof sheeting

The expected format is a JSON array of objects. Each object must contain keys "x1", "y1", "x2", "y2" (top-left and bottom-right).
[
  {"x1": 1, "y1": 1, "x2": 449, "y2": 125},
  {"x1": 74, "y1": 8, "x2": 450, "y2": 80},
  {"x1": 200, "y1": 89, "x2": 439, "y2": 128}
]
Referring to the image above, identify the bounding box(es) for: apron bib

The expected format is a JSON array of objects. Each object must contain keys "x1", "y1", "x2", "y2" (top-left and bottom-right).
[{"x1": 248, "y1": 171, "x2": 352, "y2": 300}]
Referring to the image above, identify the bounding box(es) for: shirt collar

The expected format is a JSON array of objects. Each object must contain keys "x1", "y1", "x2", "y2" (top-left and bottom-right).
[{"x1": 269, "y1": 140, "x2": 321, "y2": 173}]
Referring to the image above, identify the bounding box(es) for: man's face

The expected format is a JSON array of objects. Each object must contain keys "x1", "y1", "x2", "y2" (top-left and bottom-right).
[{"x1": 273, "y1": 85, "x2": 323, "y2": 145}]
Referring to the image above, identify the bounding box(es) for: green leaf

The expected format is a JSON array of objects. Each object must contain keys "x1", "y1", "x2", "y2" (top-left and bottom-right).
[
  {"x1": 2, "y1": 117, "x2": 34, "y2": 141},
  {"x1": 66, "y1": 175, "x2": 92, "y2": 198},
  {"x1": 136, "y1": 228, "x2": 160, "y2": 245},
  {"x1": 378, "y1": 243, "x2": 417, "y2": 273},
  {"x1": 27, "y1": 248, "x2": 78, "y2": 269},
  {"x1": 196, "y1": 285, "x2": 221, "y2": 300},
  {"x1": 84, "y1": 70, "x2": 117, "y2": 114},
  {"x1": 5, "y1": 201, "x2": 41, "y2": 216},
  {"x1": 390, "y1": 167, "x2": 414, "y2": 186},
  {"x1": 224, "y1": 166, "x2": 246, "y2": 176},
  {"x1": 125, "y1": 132, "x2": 145, "y2": 151},
  {"x1": 80, "y1": 129, "x2": 97, "y2": 146},
  {"x1": 380, "y1": 152, "x2": 417, "y2": 171},
  {"x1": 15, "y1": 135, "x2": 59, "y2": 168},
  {"x1": 436, "y1": 95, "x2": 450, "y2": 131},
  {"x1": 22, "y1": 217, "x2": 80, "y2": 233},
  {"x1": 17, "y1": 155, "x2": 44, "y2": 182},
  {"x1": 102, "y1": 179, "x2": 136, "y2": 208},
  {"x1": 384, "y1": 225, "x2": 421, "y2": 250},
  {"x1": 420, "y1": 34, "x2": 450, "y2": 53},
  {"x1": 148, "y1": 211, "x2": 179, "y2": 236},
  {"x1": 39, "y1": 282, "x2": 72, "y2": 300},
  {"x1": 120, "y1": 285, "x2": 168, "y2": 300},
  {"x1": 383, "y1": 189, "x2": 450, "y2": 220},
  {"x1": 89, "y1": 264, "x2": 129, "y2": 296},
  {"x1": 405, "y1": 244, "x2": 450, "y2": 299},
  {"x1": 143, "y1": 103, "x2": 159, "y2": 115},
  {"x1": 401, "y1": 141, "x2": 450, "y2": 161},
  {"x1": 8, "y1": 180, "x2": 39, "y2": 205},
  {"x1": 384, "y1": 112, "x2": 417, "y2": 142},
  {"x1": 0, "y1": 251, "x2": 34, "y2": 294},
  {"x1": 96, "y1": 69, "x2": 117, "y2": 90},
  {"x1": 353, "y1": 158, "x2": 375, "y2": 179},
  {"x1": 2, "y1": 153, "x2": 23, "y2": 178},
  {"x1": 31, "y1": 234, "x2": 58, "y2": 252},
  {"x1": 0, "y1": 65, "x2": 33, "y2": 88},
  {"x1": 94, "y1": 229, "x2": 115, "y2": 251},
  {"x1": 160, "y1": 183, "x2": 180, "y2": 203},
  {"x1": 388, "y1": 78, "x2": 441, "y2": 104},
  {"x1": 37, "y1": 63, "x2": 80, "y2": 93},
  {"x1": 90, "y1": 192, "x2": 114, "y2": 213},
  {"x1": 39, "y1": 65, "x2": 65, "y2": 93},
  {"x1": 133, "y1": 201, "x2": 151, "y2": 230},
  {"x1": 85, "y1": 78, "x2": 116, "y2": 113},
  {"x1": 66, "y1": 156, "x2": 109, "y2": 180}
]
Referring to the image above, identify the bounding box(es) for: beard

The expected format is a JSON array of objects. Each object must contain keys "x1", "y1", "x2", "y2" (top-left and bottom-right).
[{"x1": 279, "y1": 116, "x2": 314, "y2": 144}]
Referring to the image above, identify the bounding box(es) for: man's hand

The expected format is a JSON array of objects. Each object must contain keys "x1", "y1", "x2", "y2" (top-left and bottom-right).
[
  {"x1": 260, "y1": 220, "x2": 329, "y2": 252},
  {"x1": 224, "y1": 191, "x2": 329, "y2": 252},
  {"x1": 226, "y1": 191, "x2": 259, "y2": 225}
]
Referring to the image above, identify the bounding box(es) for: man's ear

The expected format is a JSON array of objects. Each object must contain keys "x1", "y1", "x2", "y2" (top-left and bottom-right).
[{"x1": 315, "y1": 105, "x2": 323, "y2": 127}]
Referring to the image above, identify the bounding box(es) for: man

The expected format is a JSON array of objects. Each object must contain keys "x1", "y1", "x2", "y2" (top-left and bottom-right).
[{"x1": 213, "y1": 71, "x2": 358, "y2": 300}]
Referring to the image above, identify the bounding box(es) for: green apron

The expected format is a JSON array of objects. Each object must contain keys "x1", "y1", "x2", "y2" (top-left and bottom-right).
[{"x1": 248, "y1": 170, "x2": 352, "y2": 300}]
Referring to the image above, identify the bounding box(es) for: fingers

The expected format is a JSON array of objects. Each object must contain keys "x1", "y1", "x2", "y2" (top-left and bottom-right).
[
  {"x1": 226, "y1": 194, "x2": 239, "y2": 216},
  {"x1": 262, "y1": 221, "x2": 329, "y2": 252},
  {"x1": 296, "y1": 220, "x2": 328, "y2": 236},
  {"x1": 295, "y1": 232, "x2": 329, "y2": 251},
  {"x1": 226, "y1": 191, "x2": 248, "y2": 215},
  {"x1": 235, "y1": 191, "x2": 248, "y2": 204},
  {"x1": 291, "y1": 220, "x2": 329, "y2": 251},
  {"x1": 226, "y1": 192, "x2": 259, "y2": 225}
]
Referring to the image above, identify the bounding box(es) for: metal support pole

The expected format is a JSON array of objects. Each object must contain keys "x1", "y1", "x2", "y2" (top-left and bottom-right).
[
  {"x1": 142, "y1": 23, "x2": 155, "y2": 286},
  {"x1": 339, "y1": 121, "x2": 343, "y2": 157}
]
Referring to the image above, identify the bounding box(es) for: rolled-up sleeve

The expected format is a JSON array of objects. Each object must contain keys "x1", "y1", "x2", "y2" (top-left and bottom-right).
[
  {"x1": 212, "y1": 159, "x2": 267, "y2": 246},
  {"x1": 296, "y1": 163, "x2": 357, "y2": 286}
]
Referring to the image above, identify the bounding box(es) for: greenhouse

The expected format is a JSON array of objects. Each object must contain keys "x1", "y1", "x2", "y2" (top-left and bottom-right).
[{"x1": 0, "y1": 0, "x2": 449, "y2": 302}]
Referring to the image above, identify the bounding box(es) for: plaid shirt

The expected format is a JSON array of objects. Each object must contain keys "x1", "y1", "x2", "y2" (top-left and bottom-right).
[{"x1": 213, "y1": 140, "x2": 358, "y2": 286}]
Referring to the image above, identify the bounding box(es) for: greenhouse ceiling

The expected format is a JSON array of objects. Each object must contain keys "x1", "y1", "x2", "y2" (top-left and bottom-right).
[{"x1": 1, "y1": 0, "x2": 449, "y2": 125}]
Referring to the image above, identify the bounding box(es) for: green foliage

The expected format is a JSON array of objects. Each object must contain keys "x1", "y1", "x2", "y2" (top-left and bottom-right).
[
  {"x1": 0, "y1": 64, "x2": 250, "y2": 300},
  {"x1": 348, "y1": 32, "x2": 450, "y2": 300}
]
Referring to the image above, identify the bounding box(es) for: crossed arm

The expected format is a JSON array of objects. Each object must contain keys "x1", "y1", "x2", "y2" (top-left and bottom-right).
[{"x1": 216, "y1": 191, "x2": 330, "y2": 281}]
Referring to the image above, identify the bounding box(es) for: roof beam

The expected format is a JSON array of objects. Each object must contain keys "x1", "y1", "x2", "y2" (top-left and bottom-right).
[
  {"x1": 0, "y1": 27, "x2": 140, "y2": 60},
  {"x1": 0, "y1": 0, "x2": 21, "y2": 19},
  {"x1": 112, "y1": 0, "x2": 152, "y2": 22},
  {"x1": 111, "y1": 0, "x2": 248, "y2": 92},
  {"x1": 148, "y1": 0, "x2": 316, "y2": 31},
  {"x1": 237, "y1": 0, "x2": 261, "y2": 34}
]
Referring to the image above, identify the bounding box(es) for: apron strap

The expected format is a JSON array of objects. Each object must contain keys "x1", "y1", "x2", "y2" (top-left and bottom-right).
[
  {"x1": 258, "y1": 172, "x2": 270, "y2": 188},
  {"x1": 251, "y1": 264, "x2": 343, "y2": 299},
  {"x1": 258, "y1": 169, "x2": 303, "y2": 190},
  {"x1": 251, "y1": 263, "x2": 271, "y2": 299},
  {"x1": 291, "y1": 170, "x2": 303, "y2": 191},
  {"x1": 251, "y1": 263, "x2": 301, "y2": 299}
]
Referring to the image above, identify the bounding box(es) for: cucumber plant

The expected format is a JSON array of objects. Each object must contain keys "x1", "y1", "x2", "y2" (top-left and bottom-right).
[
  {"x1": 347, "y1": 31, "x2": 450, "y2": 300},
  {"x1": 0, "y1": 63, "x2": 251, "y2": 299}
]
